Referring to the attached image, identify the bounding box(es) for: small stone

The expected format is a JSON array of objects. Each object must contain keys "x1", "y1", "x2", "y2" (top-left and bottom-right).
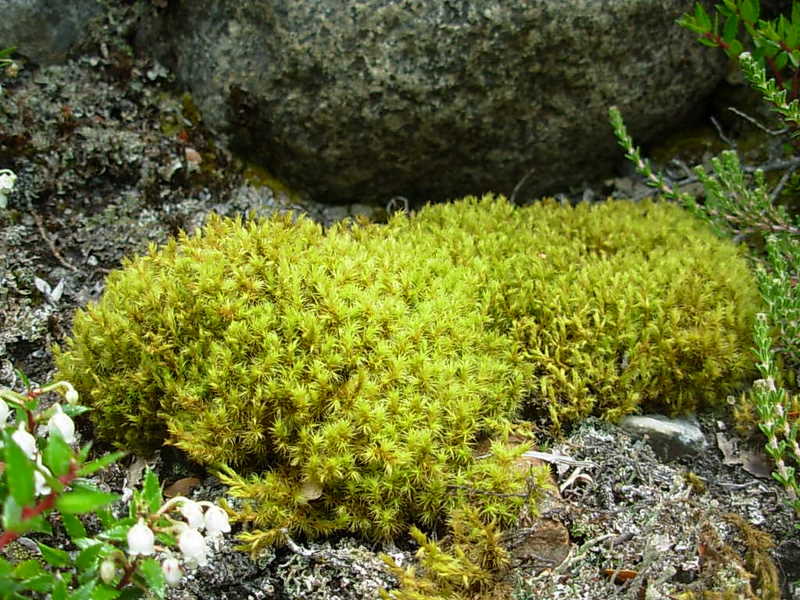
[{"x1": 619, "y1": 414, "x2": 708, "y2": 460}]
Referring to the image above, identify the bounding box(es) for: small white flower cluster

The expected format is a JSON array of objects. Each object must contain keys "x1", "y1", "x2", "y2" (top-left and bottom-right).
[
  {"x1": 125, "y1": 498, "x2": 231, "y2": 586},
  {"x1": 1, "y1": 382, "x2": 79, "y2": 496},
  {"x1": 0, "y1": 168, "x2": 15, "y2": 209}
]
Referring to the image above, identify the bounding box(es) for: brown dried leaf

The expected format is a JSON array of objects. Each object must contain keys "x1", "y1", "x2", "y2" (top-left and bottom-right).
[{"x1": 164, "y1": 477, "x2": 202, "y2": 498}]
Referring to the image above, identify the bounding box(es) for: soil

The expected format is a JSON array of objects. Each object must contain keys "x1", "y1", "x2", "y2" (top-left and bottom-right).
[{"x1": 1, "y1": 3, "x2": 798, "y2": 599}]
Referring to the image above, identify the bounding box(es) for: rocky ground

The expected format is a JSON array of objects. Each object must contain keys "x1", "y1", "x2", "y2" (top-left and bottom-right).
[{"x1": 1, "y1": 4, "x2": 799, "y2": 600}]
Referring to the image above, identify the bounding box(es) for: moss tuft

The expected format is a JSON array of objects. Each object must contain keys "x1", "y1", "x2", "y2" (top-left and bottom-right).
[
  {"x1": 55, "y1": 195, "x2": 761, "y2": 544},
  {"x1": 392, "y1": 196, "x2": 761, "y2": 431}
]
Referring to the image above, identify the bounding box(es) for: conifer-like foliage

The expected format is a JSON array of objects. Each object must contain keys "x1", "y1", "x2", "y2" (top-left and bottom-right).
[{"x1": 55, "y1": 195, "x2": 761, "y2": 545}]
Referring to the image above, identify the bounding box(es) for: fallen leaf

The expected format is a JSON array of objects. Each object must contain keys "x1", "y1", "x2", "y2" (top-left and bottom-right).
[
  {"x1": 716, "y1": 432, "x2": 742, "y2": 466},
  {"x1": 602, "y1": 568, "x2": 638, "y2": 584},
  {"x1": 184, "y1": 147, "x2": 202, "y2": 165},
  {"x1": 300, "y1": 479, "x2": 323, "y2": 501},
  {"x1": 741, "y1": 448, "x2": 772, "y2": 479},
  {"x1": 164, "y1": 477, "x2": 202, "y2": 498}
]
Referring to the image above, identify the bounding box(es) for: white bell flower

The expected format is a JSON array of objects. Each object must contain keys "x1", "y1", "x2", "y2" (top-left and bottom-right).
[
  {"x1": 204, "y1": 505, "x2": 231, "y2": 537},
  {"x1": 34, "y1": 460, "x2": 52, "y2": 496},
  {"x1": 178, "y1": 527, "x2": 208, "y2": 567},
  {"x1": 0, "y1": 398, "x2": 9, "y2": 424},
  {"x1": 127, "y1": 518, "x2": 155, "y2": 556},
  {"x1": 12, "y1": 422, "x2": 37, "y2": 459},
  {"x1": 47, "y1": 404, "x2": 75, "y2": 444},
  {"x1": 0, "y1": 169, "x2": 15, "y2": 209},
  {"x1": 99, "y1": 559, "x2": 118, "y2": 584},
  {"x1": 162, "y1": 556, "x2": 182, "y2": 586},
  {"x1": 63, "y1": 384, "x2": 79, "y2": 405},
  {"x1": 179, "y1": 500, "x2": 205, "y2": 530}
]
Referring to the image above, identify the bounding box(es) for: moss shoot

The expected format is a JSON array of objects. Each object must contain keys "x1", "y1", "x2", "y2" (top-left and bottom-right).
[{"x1": 54, "y1": 195, "x2": 761, "y2": 546}]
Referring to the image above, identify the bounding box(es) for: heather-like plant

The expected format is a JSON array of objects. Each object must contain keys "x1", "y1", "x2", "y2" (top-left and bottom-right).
[
  {"x1": 609, "y1": 0, "x2": 800, "y2": 518},
  {"x1": 0, "y1": 373, "x2": 231, "y2": 598},
  {"x1": 678, "y1": 1, "x2": 800, "y2": 110}
]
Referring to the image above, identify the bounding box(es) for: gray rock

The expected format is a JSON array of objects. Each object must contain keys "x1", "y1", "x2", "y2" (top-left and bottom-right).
[
  {"x1": 0, "y1": 0, "x2": 103, "y2": 65},
  {"x1": 135, "y1": 0, "x2": 726, "y2": 204},
  {"x1": 620, "y1": 414, "x2": 709, "y2": 460}
]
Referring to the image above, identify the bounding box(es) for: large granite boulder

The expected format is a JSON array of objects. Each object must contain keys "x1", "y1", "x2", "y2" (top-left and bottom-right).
[
  {"x1": 136, "y1": 0, "x2": 726, "y2": 204},
  {"x1": 0, "y1": 0, "x2": 103, "y2": 65}
]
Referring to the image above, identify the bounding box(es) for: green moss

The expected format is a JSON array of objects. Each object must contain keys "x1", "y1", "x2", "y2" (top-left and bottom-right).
[
  {"x1": 241, "y1": 162, "x2": 304, "y2": 203},
  {"x1": 391, "y1": 197, "x2": 761, "y2": 431},
  {"x1": 54, "y1": 195, "x2": 761, "y2": 546}
]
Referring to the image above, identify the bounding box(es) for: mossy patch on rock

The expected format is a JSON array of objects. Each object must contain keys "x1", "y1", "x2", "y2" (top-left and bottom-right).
[{"x1": 54, "y1": 195, "x2": 761, "y2": 546}]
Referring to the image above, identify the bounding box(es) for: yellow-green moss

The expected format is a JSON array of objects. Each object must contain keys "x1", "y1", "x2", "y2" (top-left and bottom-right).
[
  {"x1": 390, "y1": 196, "x2": 761, "y2": 431},
  {"x1": 54, "y1": 194, "x2": 761, "y2": 545}
]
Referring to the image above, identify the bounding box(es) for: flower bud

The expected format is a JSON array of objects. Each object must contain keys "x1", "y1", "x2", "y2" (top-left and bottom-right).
[
  {"x1": 0, "y1": 169, "x2": 16, "y2": 192},
  {"x1": 162, "y1": 556, "x2": 182, "y2": 586},
  {"x1": 47, "y1": 404, "x2": 75, "y2": 444},
  {"x1": 204, "y1": 505, "x2": 231, "y2": 536},
  {"x1": 34, "y1": 460, "x2": 52, "y2": 496},
  {"x1": 63, "y1": 384, "x2": 79, "y2": 405},
  {"x1": 99, "y1": 559, "x2": 117, "y2": 584},
  {"x1": 12, "y1": 421, "x2": 37, "y2": 459},
  {"x1": 178, "y1": 527, "x2": 207, "y2": 567},
  {"x1": 127, "y1": 518, "x2": 155, "y2": 556},
  {"x1": 179, "y1": 500, "x2": 205, "y2": 530}
]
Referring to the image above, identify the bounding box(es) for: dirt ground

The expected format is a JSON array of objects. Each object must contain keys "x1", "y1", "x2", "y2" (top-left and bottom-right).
[{"x1": 1, "y1": 4, "x2": 799, "y2": 599}]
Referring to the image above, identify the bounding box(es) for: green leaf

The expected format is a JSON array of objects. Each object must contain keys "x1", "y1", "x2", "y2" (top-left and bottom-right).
[
  {"x1": 740, "y1": 0, "x2": 759, "y2": 23},
  {"x1": 99, "y1": 518, "x2": 135, "y2": 543},
  {"x1": 95, "y1": 507, "x2": 116, "y2": 530},
  {"x1": 730, "y1": 39, "x2": 744, "y2": 56},
  {"x1": 61, "y1": 513, "x2": 88, "y2": 540},
  {"x1": 785, "y1": 20, "x2": 800, "y2": 47},
  {"x1": 717, "y1": 3, "x2": 734, "y2": 18},
  {"x1": 0, "y1": 558, "x2": 21, "y2": 597},
  {"x1": 141, "y1": 470, "x2": 162, "y2": 514},
  {"x1": 13, "y1": 559, "x2": 43, "y2": 579},
  {"x1": 75, "y1": 541, "x2": 104, "y2": 571},
  {"x1": 696, "y1": 3, "x2": 712, "y2": 30},
  {"x1": 56, "y1": 484, "x2": 118, "y2": 514},
  {"x1": 24, "y1": 514, "x2": 53, "y2": 536},
  {"x1": 52, "y1": 576, "x2": 68, "y2": 600},
  {"x1": 723, "y1": 14, "x2": 739, "y2": 43},
  {"x1": 2, "y1": 430, "x2": 35, "y2": 508},
  {"x1": 2, "y1": 495, "x2": 23, "y2": 533},
  {"x1": 18, "y1": 573, "x2": 54, "y2": 593},
  {"x1": 43, "y1": 433, "x2": 72, "y2": 478},
  {"x1": 89, "y1": 583, "x2": 122, "y2": 600},
  {"x1": 78, "y1": 442, "x2": 93, "y2": 463},
  {"x1": 790, "y1": 49, "x2": 800, "y2": 68},
  {"x1": 699, "y1": 37, "x2": 719, "y2": 47},
  {"x1": 37, "y1": 542, "x2": 71, "y2": 568},
  {"x1": 77, "y1": 451, "x2": 126, "y2": 478},
  {"x1": 68, "y1": 579, "x2": 96, "y2": 600},
  {"x1": 135, "y1": 558, "x2": 166, "y2": 600},
  {"x1": 62, "y1": 405, "x2": 91, "y2": 419},
  {"x1": 14, "y1": 370, "x2": 31, "y2": 390},
  {"x1": 776, "y1": 51, "x2": 789, "y2": 72}
]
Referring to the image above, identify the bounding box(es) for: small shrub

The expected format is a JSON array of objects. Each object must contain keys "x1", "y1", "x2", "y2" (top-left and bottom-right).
[{"x1": 55, "y1": 195, "x2": 761, "y2": 548}]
